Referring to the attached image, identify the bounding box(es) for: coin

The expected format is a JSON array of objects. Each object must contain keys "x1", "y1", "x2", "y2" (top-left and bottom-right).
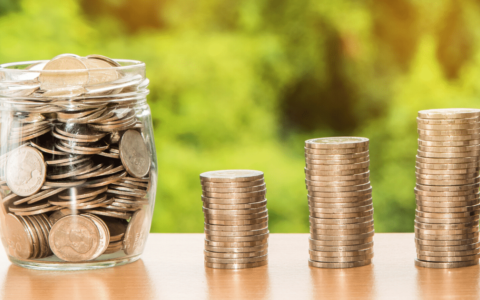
[
  {"x1": 6, "y1": 146, "x2": 46, "y2": 196},
  {"x1": 204, "y1": 244, "x2": 268, "y2": 253},
  {"x1": 416, "y1": 248, "x2": 479, "y2": 257},
  {"x1": 40, "y1": 56, "x2": 89, "y2": 90},
  {"x1": 418, "y1": 108, "x2": 480, "y2": 119},
  {"x1": 204, "y1": 260, "x2": 267, "y2": 269},
  {"x1": 310, "y1": 252, "x2": 374, "y2": 263},
  {"x1": 305, "y1": 137, "x2": 369, "y2": 149},
  {"x1": 204, "y1": 250, "x2": 268, "y2": 259},
  {"x1": 123, "y1": 209, "x2": 148, "y2": 255},
  {"x1": 308, "y1": 259, "x2": 371, "y2": 269},
  {"x1": 414, "y1": 258, "x2": 478, "y2": 268},
  {"x1": 201, "y1": 179, "x2": 265, "y2": 188},
  {"x1": 309, "y1": 240, "x2": 374, "y2": 252},
  {"x1": 49, "y1": 215, "x2": 101, "y2": 262},
  {"x1": 202, "y1": 184, "x2": 266, "y2": 193},
  {"x1": 200, "y1": 170, "x2": 264, "y2": 182},
  {"x1": 304, "y1": 147, "x2": 369, "y2": 155},
  {"x1": 119, "y1": 130, "x2": 151, "y2": 178},
  {"x1": 5, "y1": 213, "x2": 34, "y2": 259},
  {"x1": 204, "y1": 254, "x2": 268, "y2": 264}
]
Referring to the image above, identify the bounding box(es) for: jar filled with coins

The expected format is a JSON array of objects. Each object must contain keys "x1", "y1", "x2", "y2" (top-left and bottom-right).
[{"x1": 0, "y1": 54, "x2": 157, "y2": 270}]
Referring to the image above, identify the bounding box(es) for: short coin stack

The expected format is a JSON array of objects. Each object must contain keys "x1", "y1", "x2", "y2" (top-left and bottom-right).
[
  {"x1": 200, "y1": 170, "x2": 269, "y2": 269},
  {"x1": 305, "y1": 137, "x2": 374, "y2": 268},
  {"x1": 415, "y1": 108, "x2": 480, "y2": 269}
]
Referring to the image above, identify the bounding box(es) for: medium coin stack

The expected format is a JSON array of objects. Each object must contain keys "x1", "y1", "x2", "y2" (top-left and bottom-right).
[
  {"x1": 0, "y1": 53, "x2": 153, "y2": 261},
  {"x1": 415, "y1": 108, "x2": 480, "y2": 269},
  {"x1": 200, "y1": 170, "x2": 269, "y2": 269},
  {"x1": 305, "y1": 137, "x2": 374, "y2": 269}
]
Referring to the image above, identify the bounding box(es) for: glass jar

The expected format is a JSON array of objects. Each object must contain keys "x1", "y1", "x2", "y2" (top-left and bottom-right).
[{"x1": 0, "y1": 54, "x2": 157, "y2": 270}]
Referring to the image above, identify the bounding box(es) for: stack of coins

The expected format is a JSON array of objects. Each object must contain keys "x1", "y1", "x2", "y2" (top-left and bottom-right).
[
  {"x1": 415, "y1": 108, "x2": 480, "y2": 269},
  {"x1": 305, "y1": 137, "x2": 374, "y2": 269},
  {"x1": 0, "y1": 54, "x2": 153, "y2": 261},
  {"x1": 200, "y1": 170, "x2": 269, "y2": 269}
]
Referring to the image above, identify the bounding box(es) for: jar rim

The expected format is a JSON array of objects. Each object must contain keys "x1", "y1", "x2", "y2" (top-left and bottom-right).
[{"x1": 0, "y1": 58, "x2": 145, "y2": 73}]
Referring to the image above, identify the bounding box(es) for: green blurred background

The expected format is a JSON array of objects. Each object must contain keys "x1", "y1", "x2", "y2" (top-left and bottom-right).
[{"x1": 1, "y1": 0, "x2": 480, "y2": 233}]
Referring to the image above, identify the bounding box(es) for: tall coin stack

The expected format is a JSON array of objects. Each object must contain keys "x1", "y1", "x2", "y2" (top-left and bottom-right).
[
  {"x1": 415, "y1": 108, "x2": 480, "y2": 269},
  {"x1": 305, "y1": 137, "x2": 374, "y2": 269},
  {"x1": 200, "y1": 170, "x2": 269, "y2": 269}
]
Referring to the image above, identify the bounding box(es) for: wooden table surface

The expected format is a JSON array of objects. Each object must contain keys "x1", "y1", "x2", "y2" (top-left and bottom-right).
[{"x1": 0, "y1": 233, "x2": 479, "y2": 300}]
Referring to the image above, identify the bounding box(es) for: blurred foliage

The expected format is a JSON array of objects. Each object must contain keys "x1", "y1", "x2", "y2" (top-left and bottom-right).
[{"x1": 1, "y1": 0, "x2": 480, "y2": 232}]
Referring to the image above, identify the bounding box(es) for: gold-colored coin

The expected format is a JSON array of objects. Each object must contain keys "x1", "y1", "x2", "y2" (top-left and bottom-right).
[
  {"x1": 414, "y1": 258, "x2": 478, "y2": 268},
  {"x1": 204, "y1": 259, "x2": 267, "y2": 269},
  {"x1": 308, "y1": 259, "x2": 371, "y2": 269}
]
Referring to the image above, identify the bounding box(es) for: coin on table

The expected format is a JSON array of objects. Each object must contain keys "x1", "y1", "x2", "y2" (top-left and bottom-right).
[
  {"x1": 124, "y1": 209, "x2": 148, "y2": 255},
  {"x1": 416, "y1": 248, "x2": 479, "y2": 257},
  {"x1": 308, "y1": 237, "x2": 374, "y2": 247},
  {"x1": 305, "y1": 156, "x2": 369, "y2": 165},
  {"x1": 311, "y1": 226, "x2": 374, "y2": 236},
  {"x1": 309, "y1": 240, "x2": 374, "y2": 252},
  {"x1": 204, "y1": 249, "x2": 267, "y2": 259},
  {"x1": 308, "y1": 259, "x2": 371, "y2": 269},
  {"x1": 204, "y1": 254, "x2": 267, "y2": 264},
  {"x1": 304, "y1": 147, "x2": 368, "y2": 155},
  {"x1": 205, "y1": 259, "x2": 267, "y2": 269},
  {"x1": 309, "y1": 219, "x2": 374, "y2": 230},
  {"x1": 418, "y1": 108, "x2": 480, "y2": 119},
  {"x1": 417, "y1": 116, "x2": 479, "y2": 124},
  {"x1": 202, "y1": 184, "x2": 266, "y2": 193},
  {"x1": 119, "y1": 130, "x2": 151, "y2": 178},
  {"x1": 305, "y1": 178, "x2": 370, "y2": 187},
  {"x1": 204, "y1": 222, "x2": 268, "y2": 232},
  {"x1": 309, "y1": 215, "x2": 373, "y2": 225},
  {"x1": 204, "y1": 244, "x2": 268, "y2": 253},
  {"x1": 200, "y1": 170, "x2": 264, "y2": 182},
  {"x1": 201, "y1": 179, "x2": 265, "y2": 188},
  {"x1": 416, "y1": 254, "x2": 479, "y2": 262},
  {"x1": 6, "y1": 146, "x2": 46, "y2": 197},
  {"x1": 414, "y1": 258, "x2": 478, "y2": 268},
  {"x1": 414, "y1": 221, "x2": 477, "y2": 230},
  {"x1": 49, "y1": 215, "x2": 101, "y2": 262},
  {"x1": 415, "y1": 237, "x2": 479, "y2": 247},
  {"x1": 309, "y1": 247, "x2": 373, "y2": 257},
  {"x1": 307, "y1": 183, "x2": 371, "y2": 193},
  {"x1": 204, "y1": 228, "x2": 269, "y2": 237},
  {"x1": 202, "y1": 200, "x2": 267, "y2": 210},
  {"x1": 305, "y1": 137, "x2": 369, "y2": 149},
  {"x1": 205, "y1": 232, "x2": 269, "y2": 242}
]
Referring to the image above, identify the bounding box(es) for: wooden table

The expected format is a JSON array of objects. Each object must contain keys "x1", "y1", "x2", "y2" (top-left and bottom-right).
[{"x1": 0, "y1": 233, "x2": 479, "y2": 299}]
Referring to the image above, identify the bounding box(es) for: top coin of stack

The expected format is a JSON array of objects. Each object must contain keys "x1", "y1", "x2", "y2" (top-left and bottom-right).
[
  {"x1": 200, "y1": 170, "x2": 269, "y2": 269},
  {"x1": 304, "y1": 137, "x2": 374, "y2": 269},
  {"x1": 415, "y1": 108, "x2": 480, "y2": 269}
]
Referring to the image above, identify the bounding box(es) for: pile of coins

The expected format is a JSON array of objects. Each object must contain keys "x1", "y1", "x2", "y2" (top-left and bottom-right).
[
  {"x1": 200, "y1": 170, "x2": 269, "y2": 269},
  {"x1": 0, "y1": 54, "x2": 153, "y2": 262},
  {"x1": 305, "y1": 137, "x2": 374, "y2": 268},
  {"x1": 415, "y1": 108, "x2": 480, "y2": 269}
]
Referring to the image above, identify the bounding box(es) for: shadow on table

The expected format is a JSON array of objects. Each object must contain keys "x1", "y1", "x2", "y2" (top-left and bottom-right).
[
  {"x1": 416, "y1": 264, "x2": 480, "y2": 299},
  {"x1": 309, "y1": 263, "x2": 375, "y2": 299},
  {"x1": 1, "y1": 259, "x2": 155, "y2": 300},
  {"x1": 205, "y1": 264, "x2": 270, "y2": 300}
]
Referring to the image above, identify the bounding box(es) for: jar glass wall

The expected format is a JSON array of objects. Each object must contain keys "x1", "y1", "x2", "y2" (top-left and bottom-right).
[{"x1": 0, "y1": 55, "x2": 157, "y2": 270}]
